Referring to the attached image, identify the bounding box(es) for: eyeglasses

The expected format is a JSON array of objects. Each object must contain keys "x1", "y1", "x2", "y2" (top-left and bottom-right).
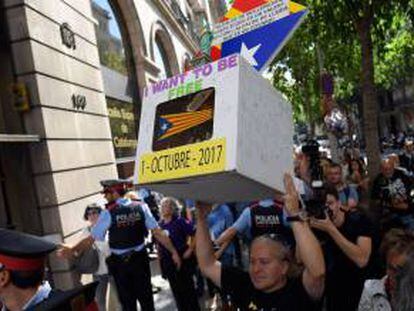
[{"x1": 87, "y1": 211, "x2": 99, "y2": 216}]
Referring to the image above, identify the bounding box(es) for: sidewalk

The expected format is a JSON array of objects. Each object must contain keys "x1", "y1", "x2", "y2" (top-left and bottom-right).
[
  {"x1": 150, "y1": 254, "x2": 209, "y2": 311},
  {"x1": 150, "y1": 257, "x2": 176, "y2": 311}
]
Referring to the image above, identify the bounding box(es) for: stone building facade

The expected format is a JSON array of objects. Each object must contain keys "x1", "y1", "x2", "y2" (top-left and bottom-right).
[{"x1": 1, "y1": 0, "x2": 220, "y2": 288}]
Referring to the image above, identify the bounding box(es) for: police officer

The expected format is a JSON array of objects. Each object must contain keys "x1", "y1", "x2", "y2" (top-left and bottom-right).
[
  {"x1": 59, "y1": 179, "x2": 181, "y2": 311},
  {"x1": 0, "y1": 229, "x2": 97, "y2": 311},
  {"x1": 214, "y1": 198, "x2": 292, "y2": 256}
]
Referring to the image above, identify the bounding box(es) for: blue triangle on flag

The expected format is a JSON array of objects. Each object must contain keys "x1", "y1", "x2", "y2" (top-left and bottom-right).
[
  {"x1": 220, "y1": 10, "x2": 307, "y2": 72},
  {"x1": 157, "y1": 117, "x2": 172, "y2": 139}
]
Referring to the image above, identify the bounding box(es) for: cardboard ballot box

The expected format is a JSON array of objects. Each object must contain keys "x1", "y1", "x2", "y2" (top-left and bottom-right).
[{"x1": 134, "y1": 55, "x2": 293, "y2": 203}]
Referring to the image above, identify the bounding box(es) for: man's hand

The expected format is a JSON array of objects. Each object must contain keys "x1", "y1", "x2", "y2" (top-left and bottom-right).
[
  {"x1": 195, "y1": 200, "x2": 222, "y2": 287},
  {"x1": 195, "y1": 201, "x2": 212, "y2": 219},
  {"x1": 310, "y1": 212, "x2": 336, "y2": 234},
  {"x1": 172, "y1": 251, "x2": 182, "y2": 270},
  {"x1": 183, "y1": 248, "x2": 193, "y2": 259},
  {"x1": 57, "y1": 244, "x2": 74, "y2": 259},
  {"x1": 283, "y1": 173, "x2": 301, "y2": 216},
  {"x1": 214, "y1": 249, "x2": 223, "y2": 260},
  {"x1": 285, "y1": 172, "x2": 326, "y2": 300}
]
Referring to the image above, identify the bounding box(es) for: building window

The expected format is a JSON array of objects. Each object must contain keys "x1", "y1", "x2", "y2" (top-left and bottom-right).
[
  {"x1": 154, "y1": 33, "x2": 172, "y2": 79},
  {"x1": 92, "y1": 0, "x2": 139, "y2": 178},
  {"x1": 92, "y1": 0, "x2": 127, "y2": 75}
]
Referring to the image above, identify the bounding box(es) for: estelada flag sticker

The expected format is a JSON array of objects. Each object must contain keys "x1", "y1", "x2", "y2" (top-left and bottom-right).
[
  {"x1": 152, "y1": 88, "x2": 215, "y2": 152},
  {"x1": 211, "y1": 0, "x2": 308, "y2": 73}
]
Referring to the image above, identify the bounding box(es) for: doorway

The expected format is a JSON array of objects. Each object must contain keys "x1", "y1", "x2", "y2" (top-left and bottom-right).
[{"x1": 0, "y1": 7, "x2": 41, "y2": 233}]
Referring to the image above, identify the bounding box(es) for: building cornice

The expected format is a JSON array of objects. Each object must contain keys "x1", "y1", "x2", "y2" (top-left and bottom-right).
[
  {"x1": 142, "y1": 55, "x2": 161, "y2": 77},
  {"x1": 152, "y1": 0, "x2": 199, "y2": 54}
]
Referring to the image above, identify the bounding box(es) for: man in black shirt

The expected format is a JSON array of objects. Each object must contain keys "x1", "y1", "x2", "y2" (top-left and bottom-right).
[
  {"x1": 371, "y1": 158, "x2": 414, "y2": 232},
  {"x1": 399, "y1": 140, "x2": 414, "y2": 173},
  {"x1": 196, "y1": 174, "x2": 325, "y2": 311},
  {"x1": 310, "y1": 185, "x2": 374, "y2": 311}
]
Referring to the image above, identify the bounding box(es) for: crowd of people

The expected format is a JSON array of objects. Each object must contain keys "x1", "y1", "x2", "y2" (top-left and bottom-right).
[{"x1": 2, "y1": 138, "x2": 414, "y2": 311}]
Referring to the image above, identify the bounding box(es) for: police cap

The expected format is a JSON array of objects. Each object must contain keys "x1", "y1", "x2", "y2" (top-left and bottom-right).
[
  {"x1": 0, "y1": 229, "x2": 56, "y2": 271},
  {"x1": 100, "y1": 179, "x2": 133, "y2": 194},
  {"x1": 34, "y1": 282, "x2": 98, "y2": 311}
]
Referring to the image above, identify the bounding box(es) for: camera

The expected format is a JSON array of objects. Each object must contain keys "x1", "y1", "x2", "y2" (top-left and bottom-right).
[
  {"x1": 301, "y1": 140, "x2": 327, "y2": 219},
  {"x1": 301, "y1": 140, "x2": 323, "y2": 185}
]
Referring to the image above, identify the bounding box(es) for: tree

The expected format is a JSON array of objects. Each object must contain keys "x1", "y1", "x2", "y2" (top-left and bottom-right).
[
  {"x1": 375, "y1": 10, "x2": 414, "y2": 89},
  {"x1": 271, "y1": 23, "x2": 321, "y2": 135},
  {"x1": 272, "y1": 0, "x2": 414, "y2": 180}
]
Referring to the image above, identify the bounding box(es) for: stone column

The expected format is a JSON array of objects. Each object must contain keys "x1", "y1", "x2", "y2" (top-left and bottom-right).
[{"x1": 5, "y1": 0, "x2": 117, "y2": 289}]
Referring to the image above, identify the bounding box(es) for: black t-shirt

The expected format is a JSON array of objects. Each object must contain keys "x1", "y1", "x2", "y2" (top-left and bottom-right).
[
  {"x1": 221, "y1": 266, "x2": 321, "y2": 311},
  {"x1": 371, "y1": 170, "x2": 413, "y2": 215},
  {"x1": 399, "y1": 153, "x2": 414, "y2": 172},
  {"x1": 322, "y1": 211, "x2": 374, "y2": 311}
]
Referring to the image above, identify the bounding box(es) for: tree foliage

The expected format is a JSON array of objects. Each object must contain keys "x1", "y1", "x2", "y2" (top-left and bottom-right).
[
  {"x1": 271, "y1": 0, "x2": 414, "y2": 177},
  {"x1": 101, "y1": 51, "x2": 128, "y2": 75},
  {"x1": 272, "y1": 0, "x2": 414, "y2": 119},
  {"x1": 375, "y1": 10, "x2": 414, "y2": 88},
  {"x1": 271, "y1": 22, "x2": 321, "y2": 126}
]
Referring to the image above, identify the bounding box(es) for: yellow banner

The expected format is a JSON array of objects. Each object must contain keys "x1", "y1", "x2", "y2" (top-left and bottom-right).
[{"x1": 138, "y1": 138, "x2": 226, "y2": 183}]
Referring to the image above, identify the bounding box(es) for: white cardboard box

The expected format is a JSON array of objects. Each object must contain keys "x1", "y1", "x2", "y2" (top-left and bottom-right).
[{"x1": 134, "y1": 55, "x2": 293, "y2": 203}]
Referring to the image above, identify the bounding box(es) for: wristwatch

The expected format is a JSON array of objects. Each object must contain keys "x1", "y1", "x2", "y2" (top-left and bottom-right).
[{"x1": 286, "y1": 211, "x2": 308, "y2": 222}]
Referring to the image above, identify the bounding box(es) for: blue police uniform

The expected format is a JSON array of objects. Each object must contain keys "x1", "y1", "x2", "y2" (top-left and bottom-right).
[
  {"x1": 232, "y1": 199, "x2": 294, "y2": 247},
  {"x1": 0, "y1": 229, "x2": 97, "y2": 311},
  {"x1": 91, "y1": 180, "x2": 159, "y2": 311}
]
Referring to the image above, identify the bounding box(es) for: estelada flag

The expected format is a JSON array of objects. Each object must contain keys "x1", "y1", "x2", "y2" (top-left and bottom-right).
[{"x1": 211, "y1": 0, "x2": 308, "y2": 73}]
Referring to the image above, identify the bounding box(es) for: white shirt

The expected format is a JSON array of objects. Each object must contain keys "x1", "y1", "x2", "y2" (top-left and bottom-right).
[{"x1": 358, "y1": 277, "x2": 391, "y2": 311}]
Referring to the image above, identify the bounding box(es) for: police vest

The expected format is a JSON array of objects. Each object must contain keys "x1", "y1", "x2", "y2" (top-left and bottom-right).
[
  {"x1": 250, "y1": 202, "x2": 284, "y2": 238},
  {"x1": 108, "y1": 202, "x2": 146, "y2": 250}
]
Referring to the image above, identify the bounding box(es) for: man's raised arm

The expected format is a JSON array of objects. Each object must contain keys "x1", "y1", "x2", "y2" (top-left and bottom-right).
[
  {"x1": 195, "y1": 202, "x2": 222, "y2": 287},
  {"x1": 284, "y1": 174, "x2": 325, "y2": 300}
]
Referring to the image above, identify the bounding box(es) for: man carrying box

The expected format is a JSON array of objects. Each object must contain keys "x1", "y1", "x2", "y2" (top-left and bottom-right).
[{"x1": 195, "y1": 174, "x2": 325, "y2": 310}]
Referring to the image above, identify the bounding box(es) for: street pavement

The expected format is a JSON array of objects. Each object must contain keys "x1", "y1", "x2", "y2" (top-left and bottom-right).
[
  {"x1": 150, "y1": 256, "x2": 176, "y2": 311},
  {"x1": 150, "y1": 254, "x2": 211, "y2": 311}
]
